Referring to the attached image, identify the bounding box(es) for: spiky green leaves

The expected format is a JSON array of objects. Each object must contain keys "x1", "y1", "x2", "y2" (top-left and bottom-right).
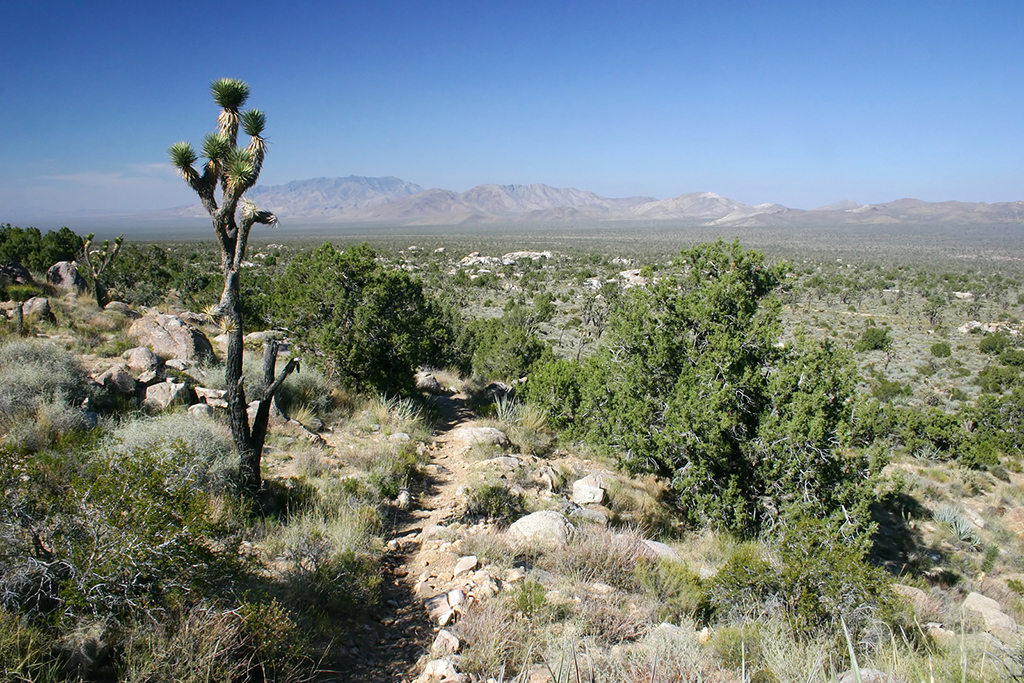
[
  {"x1": 168, "y1": 142, "x2": 198, "y2": 170},
  {"x1": 210, "y1": 78, "x2": 250, "y2": 110},
  {"x1": 223, "y1": 148, "x2": 255, "y2": 190},
  {"x1": 241, "y1": 109, "x2": 265, "y2": 137},
  {"x1": 201, "y1": 133, "x2": 231, "y2": 162}
]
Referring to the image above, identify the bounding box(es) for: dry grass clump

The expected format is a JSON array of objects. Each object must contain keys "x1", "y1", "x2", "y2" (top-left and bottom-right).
[
  {"x1": 106, "y1": 412, "x2": 236, "y2": 490},
  {"x1": 483, "y1": 396, "x2": 554, "y2": 455},
  {"x1": 539, "y1": 526, "x2": 644, "y2": 590}
]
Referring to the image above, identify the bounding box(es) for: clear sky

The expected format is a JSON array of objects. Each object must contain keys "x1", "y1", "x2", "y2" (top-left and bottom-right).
[{"x1": 2, "y1": 0, "x2": 1022, "y2": 220}]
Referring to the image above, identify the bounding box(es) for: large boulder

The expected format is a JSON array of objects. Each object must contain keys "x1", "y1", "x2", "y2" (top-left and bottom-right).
[
  {"x1": 0, "y1": 262, "x2": 33, "y2": 285},
  {"x1": 46, "y1": 261, "x2": 87, "y2": 294},
  {"x1": 962, "y1": 591, "x2": 1018, "y2": 636},
  {"x1": 572, "y1": 473, "x2": 607, "y2": 505},
  {"x1": 507, "y1": 510, "x2": 574, "y2": 549},
  {"x1": 22, "y1": 297, "x2": 55, "y2": 323},
  {"x1": 415, "y1": 370, "x2": 444, "y2": 394},
  {"x1": 142, "y1": 380, "x2": 196, "y2": 411},
  {"x1": 122, "y1": 346, "x2": 160, "y2": 375},
  {"x1": 127, "y1": 313, "x2": 214, "y2": 362},
  {"x1": 94, "y1": 365, "x2": 136, "y2": 394},
  {"x1": 104, "y1": 301, "x2": 139, "y2": 318},
  {"x1": 449, "y1": 426, "x2": 509, "y2": 448}
]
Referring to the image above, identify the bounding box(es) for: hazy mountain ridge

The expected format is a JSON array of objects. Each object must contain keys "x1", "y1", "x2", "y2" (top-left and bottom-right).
[{"x1": 164, "y1": 176, "x2": 1024, "y2": 227}]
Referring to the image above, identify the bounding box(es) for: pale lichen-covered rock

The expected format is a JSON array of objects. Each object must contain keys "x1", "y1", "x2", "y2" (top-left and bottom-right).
[
  {"x1": 431, "y1": 629, "x2": 460, "y2": 656},
  {"x1": 127, "y1": 313, "x2": 214, "y2": 362},
  {"x1": 22, "y1": 297, "x2": 55, "y2": 323},
  {"x1": 415, "y1": 370, "x2": 444, "y2": 394},
  {"x1": 453, "y1": 555, "x2": 478, "y2": 578},
  {"x1": 143, "y1": 380, "x2": 195, "y2": 411},
  {"x1": 104, "y1": 301, "x2": 138, "y2": 318},
  {"x1": 449, "y1": 426, "x2": 509, "y2": 448},
  {"x1": 123, "y1": 346, "x2": 160, "y2": 374},
  {"x1": 962, "y1": 591, "x2": 1018, "y2": 635},
  {"x1": 507, "y1": 510, "x2": 574, "y2": 549},
  {"x1": 188, "y1": 403, "x2": 214, "y2": 419},
  {"x1": 640, "y1": 539, "x2": 683, "y2": 564},
  {"x1": 46, "y1": 261, "x2": 87, "y2": 294},
  {"x1": 572, "y1": 473, "x2": 607, "y2": 505}
]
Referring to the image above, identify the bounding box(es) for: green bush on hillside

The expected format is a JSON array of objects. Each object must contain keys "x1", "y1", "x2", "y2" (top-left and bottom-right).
[
  {"x1": 854, "y1": 326, "x2": 891, "y2": 352},
  {"x1": 271, "y1": 242, "x2": 458, "y2": 395},
  {"x1": 527, "y1": 241, "x2": 873, "y2": 536}
]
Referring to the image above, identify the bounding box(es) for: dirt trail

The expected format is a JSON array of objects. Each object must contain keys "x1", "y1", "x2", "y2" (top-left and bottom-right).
[{"x1": 332, "y1": 393, "x2": 484, "y2": 683}]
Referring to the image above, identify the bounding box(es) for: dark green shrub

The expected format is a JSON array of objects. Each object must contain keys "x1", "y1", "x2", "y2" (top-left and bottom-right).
[
  {"x1": 1002, "y1": 348, "x2": 1024, "y2": 367},
  {"x1": 465, "y1": 316, "x2": 548, "y2": 381},
  {"x1": 711, "y1": 515, "x2": 897, "y2": 643},
  {"x1": 930, "y1": 342, "x2": 952, "y2": 358},
  {"x1": 980, "y1": 331, "x2": 1014, "y2": 355},
  {"x1": 976, "y1": 364, "x2": 1019, "y2": 393},
  {"x1": 872, "y1": 377, "x2": 912, "y2": 402},
  {"x1": 855, "y1": 327, "x2": 891, "y2": 352},
  {"x1": 634, "y1": 559, "x2": 710, "y2": 623},
  {"x1": 522, "y1": 243, "x2": 873, "y2": 536},
  {"x1": 0, "y1": 224, "x2": 83, "y2": 273},
  {"x1": 273, "y1": 243, "x2": 457, "y2": 395}
]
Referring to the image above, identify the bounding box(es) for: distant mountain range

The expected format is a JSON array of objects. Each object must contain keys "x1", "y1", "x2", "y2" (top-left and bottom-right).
[{"x1": 166, "y1": 176, "x2": 1024, "y2": 227}]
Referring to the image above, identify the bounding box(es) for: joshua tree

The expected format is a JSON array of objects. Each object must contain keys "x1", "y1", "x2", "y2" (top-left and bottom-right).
[
  {"x1": 169, "y1": 79, "x2": 297, "y2": 499},
  {"x1": 79, "y1": 232, "x2": 123, "y2": 307}
]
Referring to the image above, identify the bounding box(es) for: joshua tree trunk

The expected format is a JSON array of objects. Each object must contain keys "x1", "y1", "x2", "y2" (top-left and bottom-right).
[{"x1": 170, "y1": 79, "x2": 296, "y2": 501}]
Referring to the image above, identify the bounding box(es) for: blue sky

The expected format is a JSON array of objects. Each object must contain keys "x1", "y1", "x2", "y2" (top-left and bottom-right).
[{"x1": 2, "y1": 0, "x2": 1022, "y2": 220}]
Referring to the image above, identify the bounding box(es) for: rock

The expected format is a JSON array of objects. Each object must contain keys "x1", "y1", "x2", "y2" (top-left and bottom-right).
[
  {"x1": 416, "y1": 371, "x2": 444, "y2": 394},
  {"x1": 449, "y1": 426, "x2": 509, "y2": 448},
  {"x1": 453, "y1": 555, "x2": 478, "y2": 578},
  {"x1": 507, "y1": 510, "x2": 574, "y2": 549},
  {"x1": 188, "y1": 403, "x2": 214, "y2": 419},
  {"x1": 195, "y1": 386, "x2": 225, "y2": 401},
  {"x1": 123, "y1": 347, "x2": 160, "y2": 374},
  {"x1": 431, "y1": 630, "x2": 460, "y2": 656},
  {"x1": 447, "y1": 588, "x2": 466, "y2": 608},
  {"x1": 388, "y1": 432, "x2": 411, "y2": 443},
  {"x1": 962, "y1": 591, "x2": 1018, "y2": 634},
  {"x1": 640, "y1": 540, "x2": 683, "y2": 564},
  {"x1": 164, "y1": 358, "x2": 192, "y2": 371},
  {"x1": 21, "y1": 297, "x2": 55, "y2": 323},
  {"x1": 94, "y1": 365, "x2": 135, "y2": 394},
  {"x1": 247, "y1": 399, "x2": 289, "y2": 429},
  {"x1": 484, "y1": 381, "x2": 513, "y2": 401},
  {"x1": 0, "y1": 262, "x2": 33, "y2": 285},
  {"x1": 892, "y1": 584, "x2": 930, "y2": 613},
  {"x1": 143, "y1": 380, "x2": 196, "y2": 411},
  {"x1": 396, "y1": 488, "x2": 413, "y2": 510},
  {"x1": 572, "y1": 473, "x2": 606, "y2": 505},
  {"x1": 425, "y1": 593, "x2": 455, "y2": 626},
  {"x1": 245, "y1": 329, "x2": 285, "y2": 345},
  {"x1": 104, "y1": 301, "x2": 138, "y2": 317},
  {"x1": 474, "y1": 455, "x2": 523, "y2": 472},
  {"x1": 416, "y1": 659, "x2": 466, "y2": 683},
  {"x1": 926, "y1": 624, "x2": 957, "y2": 645},
  {"x1": 127, "y1": 313, "x2": 214, "y2": 362},
  {"x1": 1004, "y1": 507, "x2": 1024, "y2": 537},
  {"x1": 505, "y1": 567, "x2": 527, "y2": 583},
  {"x1": 836, "y1": 670, "x2": 903, "y2": 683},
  {"x1": 136, "y1": 369, "x2": 162, "y2": 386},
  {"x1": 46, "y1": 261, "x2": 87, "y2": 294},
  {"x1": 569, "y1": 507, "x2": 608, "y2": 526}
]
